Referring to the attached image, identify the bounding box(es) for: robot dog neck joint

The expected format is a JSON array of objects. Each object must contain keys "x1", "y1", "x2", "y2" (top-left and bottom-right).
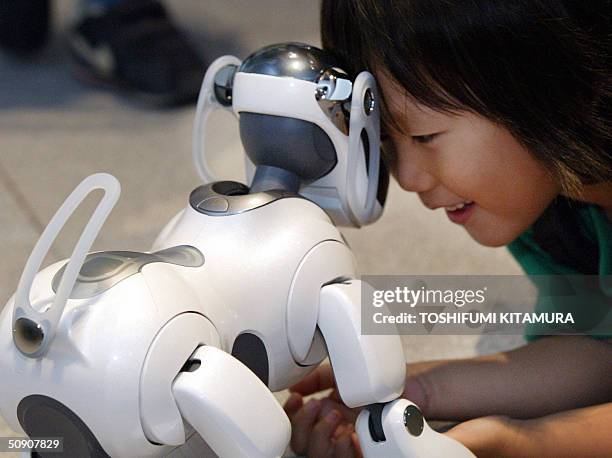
[{"x1": 189, "y1": 181, "x2": 301, "y2": 217}]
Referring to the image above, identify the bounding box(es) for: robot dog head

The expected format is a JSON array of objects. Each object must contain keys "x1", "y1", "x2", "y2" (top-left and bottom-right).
[{"x1": 193, "y1": 42, "x2": 389, "y2": 227}]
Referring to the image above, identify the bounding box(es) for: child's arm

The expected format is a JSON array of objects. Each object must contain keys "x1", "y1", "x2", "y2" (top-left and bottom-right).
[
  {"x1": 405, "y1": 336, "x2": 612, "y2": 420},
  {"x1": 446, "y1": 402, "x2": 612, "y2": 457}
]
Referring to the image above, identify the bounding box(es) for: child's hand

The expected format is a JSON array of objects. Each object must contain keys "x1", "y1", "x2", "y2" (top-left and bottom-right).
[
  {"x1": 283, "y1": 364, "x2": 363, "y2": 457},
  {"x1": 282, "y1": 363, "x2": 513, "y2": 457},
  {"x1": 282, "y1": 362, "x2": 432, "y2": 457},
  {"x1": 283, "y1": 337, "x2": 612, "y2": 456}
]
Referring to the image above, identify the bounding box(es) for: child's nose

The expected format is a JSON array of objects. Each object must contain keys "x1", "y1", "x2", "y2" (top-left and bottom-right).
[{"x1": 395, "y1": 157, "x2": 437, "y2": 193}]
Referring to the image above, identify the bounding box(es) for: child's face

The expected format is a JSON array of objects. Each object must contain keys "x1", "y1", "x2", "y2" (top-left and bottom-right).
[{"x1": 378, "y1": 74, "x2": 560, "y2": 246}]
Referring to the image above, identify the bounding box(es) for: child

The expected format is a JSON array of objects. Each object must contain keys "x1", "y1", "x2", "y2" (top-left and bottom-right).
[{"x1": 284, "y1": 1, "x2": 612, "y2": 456}]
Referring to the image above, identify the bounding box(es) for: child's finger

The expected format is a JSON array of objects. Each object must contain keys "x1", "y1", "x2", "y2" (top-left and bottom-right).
[
  {"x1": 333, "y1": 430, "x2": 358, "y2": 458},
  {"x1": 283, "y1": 392, "x2": 303, "y2": 419},
  {"x1": 308, "y1": 410, "x2": 342, "y2": 457},
  {"x1": 351, "y1": 431, "x2": 363, "y2": 456},
  {"x1": 320, "y1": 396, "x2": 360, "y2": 423},
  {"x1": 319, "y1": 397, "x2": 343, "y2": 418},
  {"x1": 289, "y1": 398, "x2": 321, "y2": 455},
  {"x1": 289, "y1": 364, "x2": 335, "y2": 395},
  {"x1": 332, "y1": 422, "x2": 353, "y2": 440}
]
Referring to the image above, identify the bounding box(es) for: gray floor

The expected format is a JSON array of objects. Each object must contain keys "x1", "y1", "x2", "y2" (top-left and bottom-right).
[{"x1": 0, "y1": 1, "x2": 525, "y2": 456}]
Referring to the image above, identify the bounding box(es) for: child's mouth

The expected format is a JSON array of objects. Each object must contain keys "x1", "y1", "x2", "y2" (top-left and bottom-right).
[{"x1": 445, "y1": 201, "x2": 475, "y2": 224}]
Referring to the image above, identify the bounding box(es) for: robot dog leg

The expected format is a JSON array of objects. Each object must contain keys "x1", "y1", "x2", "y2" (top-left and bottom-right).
[
  {"x1": 172, "y1": 345, "x2": 290, "y2": 458},
  {"x1": 317, "y1": 280, "x2": 475, "y2": 458}
]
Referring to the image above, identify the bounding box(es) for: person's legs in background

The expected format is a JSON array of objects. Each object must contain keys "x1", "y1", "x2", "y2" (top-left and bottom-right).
[
  {"x1": 0, "y1": 0, "x2": 207, "y2": 106},
  {"x1": 83, "y1": 0, "x2": 125, "y2": 9},
  {"x1": 0, "y1": 0, "x2": 50, "y2": 54},
  {"x1": 69, "y1": 0, "x2": 207, "y2": 106}
]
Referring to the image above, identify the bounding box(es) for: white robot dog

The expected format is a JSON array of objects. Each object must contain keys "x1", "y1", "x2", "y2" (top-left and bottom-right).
[{"x1": 0, "y1": 43, "x2": 474, "y2": 458}]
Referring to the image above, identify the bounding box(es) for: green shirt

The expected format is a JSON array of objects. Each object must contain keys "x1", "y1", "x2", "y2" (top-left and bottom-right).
[{"x1": 508, "y1": 204, "x2": 612, "y2": 339}]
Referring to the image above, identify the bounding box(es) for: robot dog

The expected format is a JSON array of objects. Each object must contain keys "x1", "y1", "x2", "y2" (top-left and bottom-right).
[{"x1": 0, "y1": 43, "x2": 474, "y2": 458}]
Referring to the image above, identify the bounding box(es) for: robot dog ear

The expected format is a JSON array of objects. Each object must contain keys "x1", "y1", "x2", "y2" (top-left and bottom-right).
[
  {"x1": 298, "y1": 68, "x2": 388, "y2": 227},
  {"x1": 345, "y1": 71, "x2": 386, "y2": 225},
  {"x1": 192, "y1": 55, "x2": 243, "y2": 184}
]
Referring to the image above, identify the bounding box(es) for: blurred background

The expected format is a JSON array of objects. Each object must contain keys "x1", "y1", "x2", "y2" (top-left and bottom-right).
[{"x1": 0, "y1": 1, "x2": 525, "y2": 456}]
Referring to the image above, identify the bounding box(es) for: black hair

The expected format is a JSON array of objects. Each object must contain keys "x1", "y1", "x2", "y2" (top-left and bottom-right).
[
  {"x1": 321, "y1": 0, "x2": 611, "y2": 191},
  {"x1": 321, "y1": 0, "x2": 611, "y2": 273}
]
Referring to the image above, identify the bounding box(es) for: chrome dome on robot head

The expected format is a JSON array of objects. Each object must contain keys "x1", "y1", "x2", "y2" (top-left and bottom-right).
[{"x1": 238, "y1": 42, "x2": 347, "y2": 83}]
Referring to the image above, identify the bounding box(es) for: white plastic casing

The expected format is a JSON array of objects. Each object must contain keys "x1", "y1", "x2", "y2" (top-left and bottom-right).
[
  {"x1": 153, "y1": 196, "x2": 357, "y2": 390},
  {"x1": 139, "y1": 311, "x2": 221, "y2": 446},
  {"x1": 286, "y1": 240, "x2": 356, "y2": 364},
  {"x1": 317, "y1": 281, "x2": 406, "y2": 407},
  {"x1": 356, "y1": 399, "x2": 476, "y2": 458},
  {"x1": 172, "y1": 346, "x2": 290, "y2": 458}
]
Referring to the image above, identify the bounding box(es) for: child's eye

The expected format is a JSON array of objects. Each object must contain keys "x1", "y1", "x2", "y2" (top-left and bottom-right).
[{"x1": 412, "y1": 133, "x2": 438, "y2": 144}]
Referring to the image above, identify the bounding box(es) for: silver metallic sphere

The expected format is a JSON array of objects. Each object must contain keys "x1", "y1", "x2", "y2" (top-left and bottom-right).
[{"x1": 239, "y1": 42, "x2": 345, "y2": 83}]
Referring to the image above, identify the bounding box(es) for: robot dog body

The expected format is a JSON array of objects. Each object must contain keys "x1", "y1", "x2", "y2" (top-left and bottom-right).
[
  {"x1": 0, "y1": 182, "x2": 357, "y2": 457},
  {"x1": 0, "y1": 43, "x2": 475, "y2": 457}
]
